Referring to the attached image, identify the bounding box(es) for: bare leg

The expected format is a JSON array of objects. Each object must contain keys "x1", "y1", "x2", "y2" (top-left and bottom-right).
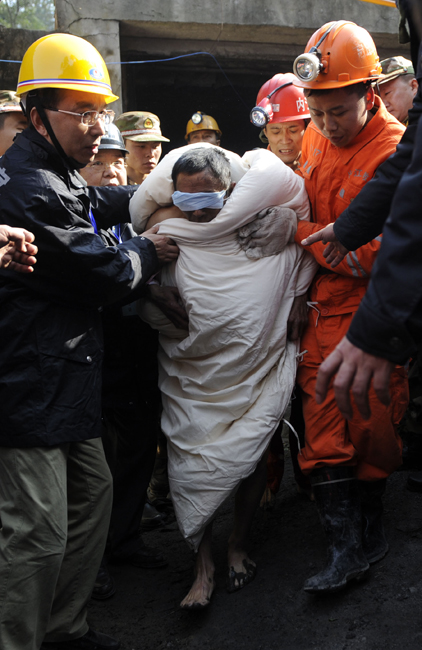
[
  {"x1": 227, "y1": 449, "x2": 269, "y2": 591},
  {"x1": 180, "y1": 522, "x2": 215, "y2": 609}
]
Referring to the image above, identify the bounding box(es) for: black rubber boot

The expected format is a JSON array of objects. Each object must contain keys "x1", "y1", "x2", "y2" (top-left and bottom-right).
[
  {"x1": 359, "y1": 479, "x2": 388, "y2": 564},
  {"x1": 304, "y1": 466, "x2": 369, "y2": 594}
]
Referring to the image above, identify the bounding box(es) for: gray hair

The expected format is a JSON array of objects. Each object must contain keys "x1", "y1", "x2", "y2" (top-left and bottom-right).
[{"x1": 172, "y1": 146, "x2": 231, "y2": 189}]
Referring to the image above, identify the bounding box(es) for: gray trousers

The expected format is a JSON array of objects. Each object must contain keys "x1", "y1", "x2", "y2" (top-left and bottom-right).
[{"x1": 0, "y1": 438, "x2": 112, "y2": 650}]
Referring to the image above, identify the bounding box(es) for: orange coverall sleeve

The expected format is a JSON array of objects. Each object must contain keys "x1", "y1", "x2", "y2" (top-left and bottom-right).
[{"x1": 294, "y1": 220, "x2": 381, "y2": 279}]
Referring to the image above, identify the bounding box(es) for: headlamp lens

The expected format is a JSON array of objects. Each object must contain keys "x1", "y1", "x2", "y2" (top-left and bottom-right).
[
  {"x1": 293, "y1": 53, "x2": 322, "y2": 82},
  {"x1": 191, "y1": 112, "x2": 203, "y2": 125},
  {"x1": 250, "y1": 107, "x2": 269, "y2": 127}
]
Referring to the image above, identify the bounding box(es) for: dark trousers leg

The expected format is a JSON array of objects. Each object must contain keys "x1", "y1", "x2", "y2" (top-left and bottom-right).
[{"x1": 102, "y1": 402, "x2": 158, "y2": 559}]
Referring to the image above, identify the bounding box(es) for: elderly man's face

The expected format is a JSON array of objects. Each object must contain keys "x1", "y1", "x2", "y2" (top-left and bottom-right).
[
  {"x1": 379, "y1": 75, "x2": 418, "y2": 123},
  {"x1": 80, "y1": 149, "x2": 127, "y2": 187},
  {"x1": 175, "y1": 170, "x2": 225, "y2": 223}
]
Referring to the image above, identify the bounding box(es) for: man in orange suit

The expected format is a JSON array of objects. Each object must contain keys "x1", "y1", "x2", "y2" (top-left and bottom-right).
[{"x1": 290, "y1": 20, "x2": 410, "y2": 594}]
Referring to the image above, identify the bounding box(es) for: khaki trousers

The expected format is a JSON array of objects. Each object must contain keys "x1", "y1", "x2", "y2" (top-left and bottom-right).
[{"x1": 0, "y1": 438, "x2": 112, "y2": 650}]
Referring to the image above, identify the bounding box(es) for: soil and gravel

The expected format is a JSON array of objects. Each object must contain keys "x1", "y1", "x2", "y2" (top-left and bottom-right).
[{"x1": 88, "y1": 462, "x2": 422, "y2": 650}]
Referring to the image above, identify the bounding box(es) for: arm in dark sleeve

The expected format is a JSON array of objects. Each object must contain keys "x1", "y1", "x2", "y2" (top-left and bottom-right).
[
  {"x1": 0, "y1": 185, "x2": 158, "y2": 309},
  {"x1": 333, "y1": 87, "x2": 422, "y2": 251},
  {"x1": 346, "y1": 93, "x2": 422, "y2": 364},
  {"x1": 87, "y1": 184, "x2": 138, "y2": 230}
]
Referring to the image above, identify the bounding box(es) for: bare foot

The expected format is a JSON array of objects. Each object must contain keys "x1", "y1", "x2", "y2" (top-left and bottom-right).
[
  {"x1": 226, "y1": 546, "x2": 256, "y2": 593},
  {"x1": 180, "y1": 570, "x2": 215, "y2": 609}
]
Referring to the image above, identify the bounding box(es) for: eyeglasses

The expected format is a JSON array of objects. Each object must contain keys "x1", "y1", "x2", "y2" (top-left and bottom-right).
[
  {"x1": 44, "y1": 107, "x2": 115, "y2": 127},
  {"x1": 86, "y1": 160, "x2": 127, "y2": 172}
]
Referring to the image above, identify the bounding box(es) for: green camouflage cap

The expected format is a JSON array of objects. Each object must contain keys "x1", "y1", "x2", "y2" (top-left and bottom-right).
[
  {"x1": 0, "y1": 90, "x2": 23, "y2": 114},
  {"x1": 114, "y1": 111, "x2": 170, "y2": 142},
  {"x1": 378, "y1": 56, "x2": 415, "y2": 85}
]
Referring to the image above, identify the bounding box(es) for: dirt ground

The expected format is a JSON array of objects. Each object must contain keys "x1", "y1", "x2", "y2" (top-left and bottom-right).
[{"x1": 88, "y1": 462, "x2": 422, "y2": 650}]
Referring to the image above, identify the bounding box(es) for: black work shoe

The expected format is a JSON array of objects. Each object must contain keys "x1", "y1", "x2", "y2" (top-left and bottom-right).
[
  {"x1": 41, "y1": 627, "x2": 120, "y2": 649},
  {"x1": 407, "y1": 471, "x2": 422, "y2": 492},
  {"x1": 140, "y1": 501, "x2": 167, "y2": 531},
  {"x1": 91, "y1": 559, "x2": 116, "y2": 600}
]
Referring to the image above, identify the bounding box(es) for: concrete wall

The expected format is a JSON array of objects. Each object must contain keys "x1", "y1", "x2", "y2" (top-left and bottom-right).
[
  {"x1": 56, "y1": 0, "x2": 397, "y2": 35},
  {"x1": 55, "y1": 0, "x2": 407, "y2": 117}
]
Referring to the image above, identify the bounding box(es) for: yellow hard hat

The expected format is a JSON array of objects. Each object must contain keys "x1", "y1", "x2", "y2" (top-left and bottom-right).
[
  {"x1": 185, "y1": 111, "x2": 222, "y2": 140},
  {"x1": 16, "y1": 33, "x2": 118, "y2": 103}
]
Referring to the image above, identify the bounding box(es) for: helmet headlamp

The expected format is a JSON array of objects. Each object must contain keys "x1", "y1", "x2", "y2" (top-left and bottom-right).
[
  {"x1": 293, "y1": 51, "x2": 323, "y2": 82},
  {"x1": 250, "y1": 81, "x2": 293, "y2": 128},
  {"x1": 191, "y1": 112, "x2": 203, "y2": 125},
  {"x1": 293, "y1": 21, "x2": 339, "y2": 84},
  {"x1": 250, "y1": 98, "x2": 273, "y2": 127}
]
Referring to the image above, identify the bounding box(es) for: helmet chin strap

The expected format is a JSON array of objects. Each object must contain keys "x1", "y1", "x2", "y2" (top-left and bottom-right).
[{"x1": 31, "y1": 95, "x2": 85, "y2": 171}]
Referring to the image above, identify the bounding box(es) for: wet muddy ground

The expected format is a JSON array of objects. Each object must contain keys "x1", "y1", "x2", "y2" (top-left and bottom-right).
[{"x1": 89, "y1": 463, "x2": 422, "y2": 650}]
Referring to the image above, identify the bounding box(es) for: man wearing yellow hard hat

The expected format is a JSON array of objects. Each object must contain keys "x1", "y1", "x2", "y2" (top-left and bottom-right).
[
  {"x1": 185, "y1": 111, "x2": 222, "y2": 145},
  {"x1": 0, "y1": 33, "x2": 179, "y2": 650}
]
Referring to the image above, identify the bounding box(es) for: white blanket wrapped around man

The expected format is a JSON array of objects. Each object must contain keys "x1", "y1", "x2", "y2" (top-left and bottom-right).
[{"x1": 130, "y1": 143, "x2": 317, "y2": 550}]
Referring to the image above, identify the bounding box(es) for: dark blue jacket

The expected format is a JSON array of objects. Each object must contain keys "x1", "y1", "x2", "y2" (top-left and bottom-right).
[{"x1": 0, "y1": 129, "x2": 158, "y2": 447}]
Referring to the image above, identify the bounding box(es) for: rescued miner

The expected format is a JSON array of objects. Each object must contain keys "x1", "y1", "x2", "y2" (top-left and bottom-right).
[
  {"x1": 130, "y1": 143, "x2": 317, "y2": 609},
  {"x1": 239, "y1": 21, "x2": 409, "y2": 594},
  {"x1": 0, "y1": 33, "x2": 178, "y2": 650}
]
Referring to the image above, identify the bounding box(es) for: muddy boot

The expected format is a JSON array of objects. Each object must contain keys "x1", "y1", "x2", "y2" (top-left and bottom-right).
[
  {"x1": 304, "y1": 466, "x2": 369, "y2": 594},
  {"x1": 359, "y1": 478, "x2": 388, "y2": 564}
]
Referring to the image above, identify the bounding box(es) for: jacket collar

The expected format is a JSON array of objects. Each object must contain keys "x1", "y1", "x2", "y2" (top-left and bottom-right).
[{"x1": 17, "y1": 128, "x2": 70, "y2": 174}]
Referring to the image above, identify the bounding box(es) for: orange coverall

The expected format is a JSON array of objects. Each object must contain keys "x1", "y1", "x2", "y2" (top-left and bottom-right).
[{"x1": 294, "y1": 97, "x2": 409, "y2": 481}]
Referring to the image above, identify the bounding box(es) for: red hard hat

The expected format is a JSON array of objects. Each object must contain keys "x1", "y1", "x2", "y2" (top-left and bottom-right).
[{"x1": 256, "y1": 73, "x2": 310, "y2": 123}]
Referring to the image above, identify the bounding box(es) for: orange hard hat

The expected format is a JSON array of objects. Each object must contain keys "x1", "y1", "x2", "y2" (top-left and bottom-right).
[
  {"x1": 293, "y1": 20, "x2": 381, "y2": 90},
  {"x1": 254, "y1": 73, "x2": 310, "y2": 125}
]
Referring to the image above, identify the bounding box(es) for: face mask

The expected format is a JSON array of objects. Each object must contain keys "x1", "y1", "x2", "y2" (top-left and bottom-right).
[{"x1": 172, "y1": 189, "x2": 226, "y2": 212}]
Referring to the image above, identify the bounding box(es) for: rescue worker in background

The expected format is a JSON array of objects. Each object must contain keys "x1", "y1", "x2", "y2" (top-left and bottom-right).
[
  {"x1": 80, "y1": 124, "x2": 167, "y2": 601},
  {"x1": 240, "y1": 20, "x2": 409, "y2": 594},
  {"x1": 250, "y1": 74, "x2": 312, "y2": 505},
  {"x1": 115, "y1": 111, "x2": 186, "y2": 526},
  {"x1": 114, "y1": 111, "x2": 169, "y2": 185},
  {"x1": 377, "y1": 56, "x2": 417, "y2": 125},
  {"x1": 0, "y1": 33, "x2": 178, "y2": 650},
  {"x1": 0, "y1": 90, "x2": 27, "y2": 155},
  {"x1": 185, "y1": 111, "x2": 222, "y2": 145},
  {"x1": 252, "y1": 73, "x2": 310, "y2": 171}
]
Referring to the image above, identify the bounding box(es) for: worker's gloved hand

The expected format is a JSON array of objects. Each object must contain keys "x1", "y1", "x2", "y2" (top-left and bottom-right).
[{"x1": 237, "y1": 207, "x2": 298, "y2": 259}]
